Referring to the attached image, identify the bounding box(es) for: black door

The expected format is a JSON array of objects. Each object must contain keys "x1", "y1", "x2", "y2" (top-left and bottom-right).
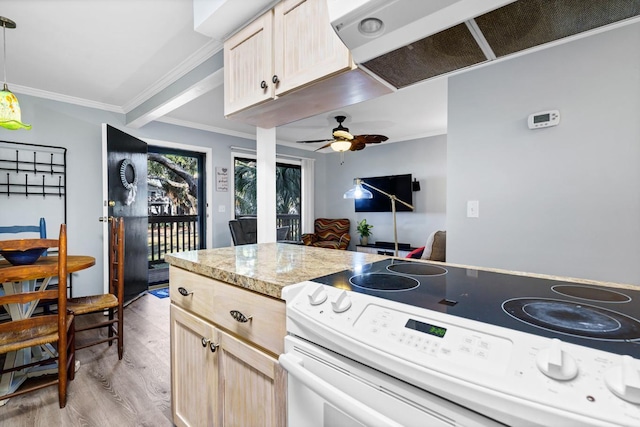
[{"x1": 106, "y1": 124, "x2": 148, "y2": 303}]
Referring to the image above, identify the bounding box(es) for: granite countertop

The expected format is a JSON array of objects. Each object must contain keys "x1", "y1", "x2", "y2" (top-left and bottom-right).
[
  {"x1": 164, "y1": 242, "x2": 389, "y2": 299},
  {"x1": 166, "y1": 243, "x2": 640, "y2": 300}
]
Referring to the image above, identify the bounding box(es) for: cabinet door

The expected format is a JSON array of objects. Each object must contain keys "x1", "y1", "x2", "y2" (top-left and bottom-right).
[
  {"x1": 218, "y1": 329, "x2": 286, "y2": 427},
  {"x1": 224, "y1": 10, "x2": 274, "y2": 115},
  {"x1": 171, "y1": 305, "x2": 219, "y2": 427},
  {"x1": 274, "y1": 0, "x2": 351, "y2": 95}
]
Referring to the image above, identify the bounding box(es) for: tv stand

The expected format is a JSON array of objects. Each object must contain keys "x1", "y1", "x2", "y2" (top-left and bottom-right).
[{"x1": 356, "y1": 242, "x2": 418, "y2": 257}]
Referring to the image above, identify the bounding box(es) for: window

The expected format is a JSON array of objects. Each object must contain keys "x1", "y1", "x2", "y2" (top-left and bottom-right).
[{"x1": 233, "y1": 156, "x2": 302, "y2": 241}]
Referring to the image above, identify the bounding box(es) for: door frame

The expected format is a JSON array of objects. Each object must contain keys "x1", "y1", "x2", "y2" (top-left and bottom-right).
[{"x1": 102, "y1": 130, "x2": 213, "y2": 294}]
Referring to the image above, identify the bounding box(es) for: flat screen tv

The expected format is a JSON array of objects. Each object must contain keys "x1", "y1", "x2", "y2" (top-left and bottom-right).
[{"x1": 355, "y1": 174, "x2": 413, "y2": 212}]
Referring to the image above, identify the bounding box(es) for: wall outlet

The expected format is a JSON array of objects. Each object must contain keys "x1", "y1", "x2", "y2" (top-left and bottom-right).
[
  {"x1": 218, "y1": 205, "x2": 226, "y2": 213},
  {"x1": 467, "y1": 200, "x2": 479, "y2": 218}
]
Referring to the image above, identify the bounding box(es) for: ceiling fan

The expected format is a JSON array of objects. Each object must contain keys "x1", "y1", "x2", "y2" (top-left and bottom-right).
[{"x1": 296, "y1": 116, "x2": 389, "y2": 152}]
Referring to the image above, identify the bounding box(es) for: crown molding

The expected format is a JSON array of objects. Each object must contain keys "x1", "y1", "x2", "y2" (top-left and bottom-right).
[
  {"x1": 155, "y1": 115, "x2": 256, "y2": 141},
  {"x1": 122, "y1": 39, "x2": 223, "y2": 113},
  {"x1": 11, "y1": 84, "x2": 124, "y2": 113}
]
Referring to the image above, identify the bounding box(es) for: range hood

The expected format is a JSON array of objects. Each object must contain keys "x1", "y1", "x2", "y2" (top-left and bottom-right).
[{"x1": 328, "y1": 0, "x2": 640, "y2": 89}]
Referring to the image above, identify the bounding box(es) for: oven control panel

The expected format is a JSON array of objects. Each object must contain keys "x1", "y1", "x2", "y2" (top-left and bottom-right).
[
  {"x1": 283, "y1": 282, "x2": 640, "y2": 427},
  {"x1": 356, "y1": 304, "x2": 514, "y2": 375}
]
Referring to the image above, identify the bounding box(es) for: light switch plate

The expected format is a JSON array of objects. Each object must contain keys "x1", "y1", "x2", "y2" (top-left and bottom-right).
[{"x1": 467, "y1": 200, "x2": 479, "y2": 218}]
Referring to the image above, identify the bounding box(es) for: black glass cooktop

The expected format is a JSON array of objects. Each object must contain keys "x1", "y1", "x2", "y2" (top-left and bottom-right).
[{"x1": 310, "y1": 258, "x2": 640, "y2": 358}]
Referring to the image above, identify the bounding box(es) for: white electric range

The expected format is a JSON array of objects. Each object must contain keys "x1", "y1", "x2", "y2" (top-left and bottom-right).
[{"x1": 279, "y1": 258, "x2": 640, "y2": 427}]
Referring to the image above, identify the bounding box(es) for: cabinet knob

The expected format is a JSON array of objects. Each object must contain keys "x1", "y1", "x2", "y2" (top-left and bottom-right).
[
  {"x1": 178, "y1": 287, "x2": 193, "y2": 296},
  {"x1": 272, "y1": 75, "x2": 279, "y2": 84},
  {"x1": 201, "y1": 337, "x2": 210, "y2": 347},
  {"x1": 209, "y1": 342, "x2": 219, "y2": 353},
  {"x1": 260, "y1": 80, "x2": 267, "y2": 89},
  {"x1": 230, "y1": 310, "x2": 252, "y2": 323}
]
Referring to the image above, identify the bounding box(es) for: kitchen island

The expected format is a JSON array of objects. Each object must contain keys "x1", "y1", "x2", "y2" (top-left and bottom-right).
[
  {"x1": 165, "y1": 242, "x2": 640, "y2": 427},
  {"x1": 165, "y1": 242, "x2": 389, "y2": 299},
  {"x1": 164, "y1": 243, "x2": 388, "y2": 427}
]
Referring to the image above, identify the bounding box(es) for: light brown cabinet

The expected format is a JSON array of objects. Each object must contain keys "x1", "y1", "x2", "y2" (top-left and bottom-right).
[
  {"x1": 224, "y1": 0, "x2": 392, "y2": 128},
  {"x1": 272, "y1": 0, "x2": 351, "y2": 96},
  {"x1": 170, "y1": 267, "x2": 286, "y2": 427},
  {"x1": 223, "y1": 10, "x2": 274, "y2": 115},
  {"x1": 171, "y1": 304, "x2": 218, "y2": 427}
]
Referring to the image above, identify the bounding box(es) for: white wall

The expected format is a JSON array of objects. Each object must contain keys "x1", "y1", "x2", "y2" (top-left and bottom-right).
[
  {"x1": 447, "y1": 22, "x2": 640, "y2": 284},
  {"x1": 316, "y1": 135, "x2": 447, "y2": 250}
]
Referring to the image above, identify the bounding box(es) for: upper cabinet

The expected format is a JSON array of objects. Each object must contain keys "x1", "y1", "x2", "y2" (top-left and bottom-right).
[
  {"x1": 224, "y1": 11, "x2": 274, "y2": 114},
  {"x1": 272, "y1": 0, "x2": 351, "y2": 95},
  {"x1": 224, "y1": 0, "x2": 392, "y2": 128}
]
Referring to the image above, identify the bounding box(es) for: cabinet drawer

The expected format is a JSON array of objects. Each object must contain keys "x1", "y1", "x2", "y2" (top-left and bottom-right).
[
  {"x1": 170, "y1": 267, "x2": 286, "y2": 356},
  {"x1": 210, "y1": 278, "x2": 285, "y2": 356},
  {"x1": 170, "y1": 268, "x2": 217, "y2": 320}
]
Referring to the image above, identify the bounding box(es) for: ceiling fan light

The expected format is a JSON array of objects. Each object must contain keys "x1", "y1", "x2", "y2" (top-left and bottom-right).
[
  {"x1": 331, "y1": 139, "x2": 352, "y2": 152},
  {"x1": 0, "y1": 84, "x2": 31, "y2": 130}
]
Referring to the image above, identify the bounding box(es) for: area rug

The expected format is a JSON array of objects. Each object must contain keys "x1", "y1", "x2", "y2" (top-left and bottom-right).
[{"x1": 148, "y1": 287, "x2": 169, "y2": 299}]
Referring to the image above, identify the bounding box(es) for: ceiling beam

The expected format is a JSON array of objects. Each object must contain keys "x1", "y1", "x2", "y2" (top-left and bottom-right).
[{"x1": 126, "y1": 50, "x2": 224, "y2": 129}]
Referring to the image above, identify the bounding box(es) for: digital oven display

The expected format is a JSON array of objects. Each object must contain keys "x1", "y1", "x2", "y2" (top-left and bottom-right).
[{"x1": 405, "y1": 319, "x2": 447, "y2": 338}]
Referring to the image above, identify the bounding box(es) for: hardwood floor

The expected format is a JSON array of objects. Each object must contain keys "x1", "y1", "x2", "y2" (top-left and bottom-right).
[{"x1": 1, "y1": 293, "x2": 173, "y2": 426}]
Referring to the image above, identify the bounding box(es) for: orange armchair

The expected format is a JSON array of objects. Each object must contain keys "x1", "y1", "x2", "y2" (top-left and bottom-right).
[{"x1": 301, "y1": 218, "x2": 351, "y2": 250}]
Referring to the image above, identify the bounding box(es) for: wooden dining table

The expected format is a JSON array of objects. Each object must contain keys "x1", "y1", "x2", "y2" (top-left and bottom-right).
[{"x1": 0, "y1": 254, "x2": 95, "y2": 404}]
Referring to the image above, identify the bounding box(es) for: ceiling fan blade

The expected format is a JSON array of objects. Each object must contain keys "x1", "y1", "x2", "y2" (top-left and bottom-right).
[
  {"x1": 352, "y1": 134, "x2": 389, "y2": 144},
  {"x1": 296, "y1": 139, "x2": 333, "y2": 143},
  {"x1": 350, "y1": 141, "x2": 367, "y2": 151},
  {"x1": 314, "y1": 142, "x2": 334, "y2": 151}
]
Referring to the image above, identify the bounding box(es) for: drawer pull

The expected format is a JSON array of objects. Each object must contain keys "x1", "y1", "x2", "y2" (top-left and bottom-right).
[
  {"x1": 230, "y1": 310, "x2": 252, "y2": 323},
  {"x1": 178, "y1": 287, "x2": 193, "y2": 296}
]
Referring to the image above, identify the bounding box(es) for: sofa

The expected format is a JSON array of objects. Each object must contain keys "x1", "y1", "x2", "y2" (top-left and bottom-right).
[{"x1": 406, "y1": 230, "x2": 446, "y2": 261}]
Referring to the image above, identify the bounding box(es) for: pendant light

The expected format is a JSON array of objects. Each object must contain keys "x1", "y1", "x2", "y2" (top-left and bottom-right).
[{"x1": 0, "y1": 16, "x2": 30, "y2": 130}]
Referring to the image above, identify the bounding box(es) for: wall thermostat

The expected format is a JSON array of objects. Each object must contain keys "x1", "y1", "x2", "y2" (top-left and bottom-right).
[{"x1": 528, "y1": 110, "x2": 560, "y2": 129}]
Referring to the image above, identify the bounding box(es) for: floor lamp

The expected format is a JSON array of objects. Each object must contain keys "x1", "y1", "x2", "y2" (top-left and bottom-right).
[{"x1": 344, "y1": 178, "x2": 414, "y2": 257}]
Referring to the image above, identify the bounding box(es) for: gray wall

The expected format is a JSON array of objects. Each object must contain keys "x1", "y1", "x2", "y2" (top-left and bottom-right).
[
  {"x1": 315, "y1": 135, "x2": 447, "y2": 250},
  {"x1": 0, "y1": 95, "x2": 290, "y2": 296},
  {"x1": 447, "y1": 22, "x2": 640, "y2": 284}
]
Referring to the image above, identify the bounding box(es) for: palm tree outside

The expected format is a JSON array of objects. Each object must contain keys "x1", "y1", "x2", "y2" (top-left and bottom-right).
[{"x1": 234, "y1": 157, "x2": 301, "y2": 240}]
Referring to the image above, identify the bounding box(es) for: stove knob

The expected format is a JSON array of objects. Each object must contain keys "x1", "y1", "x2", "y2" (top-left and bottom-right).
[
  {"x1": 605, "y1": 355, "x2": 640, "y2": 404},
  {"x1": 331, "y1": 290, "x2": 352, "y2": 313},
  {"x1": 307, "y1": 285, "x2": 328, "y2": 306},
  {"x1": 536, "y1": 338, "x2": 578, "y2": 381}
]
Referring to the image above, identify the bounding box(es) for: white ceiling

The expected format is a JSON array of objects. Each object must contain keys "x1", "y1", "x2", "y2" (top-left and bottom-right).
[{"x1": 1, "y1": 0, "x2": 448, "y2": 149}]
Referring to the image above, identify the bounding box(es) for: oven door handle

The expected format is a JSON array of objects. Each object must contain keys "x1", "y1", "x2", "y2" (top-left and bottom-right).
[{"x1": 279, "y1": 352, "x2": 405, "y2": 427}]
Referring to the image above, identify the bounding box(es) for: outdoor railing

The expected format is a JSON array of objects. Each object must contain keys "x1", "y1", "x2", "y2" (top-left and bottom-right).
[
  {"x1": 276, "y1": 214, "x2": 301, "y2": 241},
  {"x1": 148, "y1": 215, "x2": 199, "y2": 266},
  {"x1": 148, "y1": 214, "x2": 301, "y2": 266}
]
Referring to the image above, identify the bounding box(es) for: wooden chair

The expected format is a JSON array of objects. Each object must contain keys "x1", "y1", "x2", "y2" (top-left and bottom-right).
[
  {"x1": 0, "y1": 217, "x2": 47, "y2": 238},
  {"x1": 0, "y1": 217, "x2": 47, "y2": 254},
  {"x1": 0, "y1": 224, "x2": 75, "y2": 408},
  {"x1": 67, "y1": 217, "x2": 124, "y2": 359},
  {"x1": 0, "y1": 218, "x2": 60, "y2": 312}
]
